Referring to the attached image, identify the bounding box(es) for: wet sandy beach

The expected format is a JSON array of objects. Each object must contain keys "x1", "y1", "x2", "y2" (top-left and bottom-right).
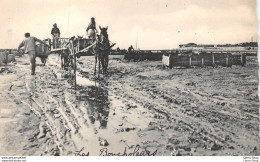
[{"x1": 0, "y1": 54, "x2": 259, "y2": 156}]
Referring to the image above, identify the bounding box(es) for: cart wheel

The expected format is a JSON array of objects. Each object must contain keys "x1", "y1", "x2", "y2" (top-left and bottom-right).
[
  {"x1": 73, "y1": 53, "x2": 77, "y2": 88},
  {"x1": 67, "y1": 55, "x2": 74, "y2": 85},
  {"x1": 67, "y1": 42, "x2": 77, "y2": 89},
  {"x1": 68, "y1": 55, "x2": 76, "y2": 89},
  {"x1": 62, "y1": 49, "x2": 70, "y2": 71},
  {"x1": 60, "y1": 52, "x2": 64, "y2": 69}
]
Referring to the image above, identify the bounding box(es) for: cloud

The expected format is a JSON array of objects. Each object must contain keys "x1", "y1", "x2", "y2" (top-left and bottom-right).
[
  {"x1": 0, "y1": 0, "x2": 257, "y2": 49},
  {"x1": 109, "y1": 3, "x2": 257, "y2": 49}
]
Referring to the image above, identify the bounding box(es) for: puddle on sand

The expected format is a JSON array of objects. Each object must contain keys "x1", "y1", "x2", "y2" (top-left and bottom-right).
[
  {"x1": 67, "y1": 76, "x2": 112, "y2": 155},
  {"x1": 76, "y1": 72, "x2": 99, "y2": 87},
  {"x1": 71, "y1": 76, "x2": 155, "y2": 155},
  {"x1": 77, "y1": 84, "x2": 110, "y2": 129}
]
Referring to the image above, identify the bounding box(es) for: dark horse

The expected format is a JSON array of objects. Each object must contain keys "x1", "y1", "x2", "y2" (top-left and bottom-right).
[{"x1": 95, "y1": 26, "x2": 115, "y2": 75}]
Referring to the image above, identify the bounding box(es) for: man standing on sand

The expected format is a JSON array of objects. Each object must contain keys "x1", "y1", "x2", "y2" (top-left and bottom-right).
[
  {"x1": 18, "y1": 33, "x2": 49, "y2": 75},
  {"x1": 51, "y1": 23, "x2": 60, "y2": 48}
]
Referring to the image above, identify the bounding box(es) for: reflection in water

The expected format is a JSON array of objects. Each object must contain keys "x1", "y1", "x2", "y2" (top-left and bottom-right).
[{"x1": 76, "y1": 80, "x2": 110, "y2": 129}]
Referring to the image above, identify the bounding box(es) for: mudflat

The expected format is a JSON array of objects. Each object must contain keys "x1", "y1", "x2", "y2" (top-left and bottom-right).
[{"x1": 0, "y1": 54, "x2": 259, "y2": 156}]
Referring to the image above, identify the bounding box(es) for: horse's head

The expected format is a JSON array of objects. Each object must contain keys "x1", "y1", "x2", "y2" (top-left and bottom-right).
[{"x1": 99, "y1": 26, "x2": 108, "y2": 43}]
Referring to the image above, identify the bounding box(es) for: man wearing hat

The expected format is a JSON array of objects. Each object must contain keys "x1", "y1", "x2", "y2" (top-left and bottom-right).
[
  {"x1": 51, "y1": 23, "x2": 60, "y2": 48},
  {"x1": 18, "y1": 33, "x2": 49, "y2": 75}
]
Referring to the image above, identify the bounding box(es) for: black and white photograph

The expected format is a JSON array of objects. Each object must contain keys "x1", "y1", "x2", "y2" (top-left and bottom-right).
[{"x1": 0, "y1": 0, "x2": 259, "y2": 160}]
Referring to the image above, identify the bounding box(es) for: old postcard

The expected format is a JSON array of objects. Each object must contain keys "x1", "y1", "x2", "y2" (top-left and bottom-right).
[{"x1": 0, "y1": 0, "x2": 259, "y2": 160}]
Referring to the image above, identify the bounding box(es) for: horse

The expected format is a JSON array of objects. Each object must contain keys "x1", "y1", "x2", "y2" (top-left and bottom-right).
[{"x1": 94, "y1": 26, "x2": 116, "y2": 75}]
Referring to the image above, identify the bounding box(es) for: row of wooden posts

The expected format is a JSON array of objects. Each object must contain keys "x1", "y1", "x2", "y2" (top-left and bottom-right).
[{"x1": 162, "y1": 53, "x2": 246, "y2": 68}]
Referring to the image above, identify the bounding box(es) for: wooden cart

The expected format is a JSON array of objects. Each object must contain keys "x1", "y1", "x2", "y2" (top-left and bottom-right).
[{"x1": 48, "y1": 36, "x2": 99, "y2": 88}]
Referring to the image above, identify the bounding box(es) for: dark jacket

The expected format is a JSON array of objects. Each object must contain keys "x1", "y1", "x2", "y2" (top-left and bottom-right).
[{"x1": 51, "y1": 27, "x2": 60, "y2": 35}]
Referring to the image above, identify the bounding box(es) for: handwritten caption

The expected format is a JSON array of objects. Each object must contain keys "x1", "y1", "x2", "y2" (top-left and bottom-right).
[{"x1": 75, "y1": 145, "x2": 157, "y2": 156}]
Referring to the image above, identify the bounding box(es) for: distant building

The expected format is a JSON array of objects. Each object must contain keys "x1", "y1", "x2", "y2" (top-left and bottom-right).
[{"x1": 179, "y1": 42, "x2": 258, "y2": 50}]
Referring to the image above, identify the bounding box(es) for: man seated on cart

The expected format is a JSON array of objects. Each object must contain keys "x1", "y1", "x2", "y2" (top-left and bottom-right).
[
  {"x1": 86, "y1": 17, "x2": 98, "y2": 42},
  {"x1": 51, "y1": 23, "x2": 60, "y2": 49},
  {"x1": 128, "y1": 45, "x2": 134, "y2": 53}
]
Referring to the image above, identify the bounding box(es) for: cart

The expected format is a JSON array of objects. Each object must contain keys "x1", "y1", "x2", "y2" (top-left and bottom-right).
[{"x1": 48, "y1": 35, "x2": 107, "y2": 89}]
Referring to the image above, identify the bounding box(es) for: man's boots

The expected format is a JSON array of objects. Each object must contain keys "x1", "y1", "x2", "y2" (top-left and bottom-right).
[{"x1": 31, "y1": 64, "x2": 36, "y2": 75}]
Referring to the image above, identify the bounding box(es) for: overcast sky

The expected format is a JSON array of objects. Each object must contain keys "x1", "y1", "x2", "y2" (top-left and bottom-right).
[{"x1": 0, "y1": 0, "x2": 258, "y2": 49}]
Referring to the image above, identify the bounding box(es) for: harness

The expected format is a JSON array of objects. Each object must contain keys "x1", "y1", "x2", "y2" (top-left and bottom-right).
[{"x1": 95, "y1": 33, "x2": 109, "y2": 50}]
